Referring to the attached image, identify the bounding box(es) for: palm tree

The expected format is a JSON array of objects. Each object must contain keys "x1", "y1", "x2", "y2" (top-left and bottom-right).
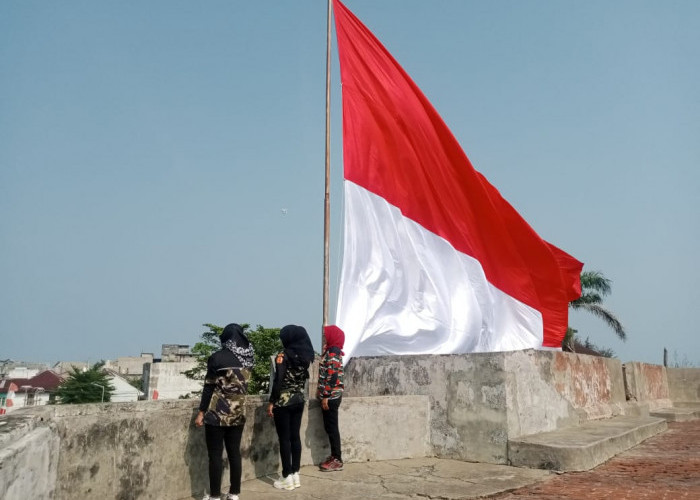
[{"x1": 565, "y1": 270, "x2": 626, "y2": 351}]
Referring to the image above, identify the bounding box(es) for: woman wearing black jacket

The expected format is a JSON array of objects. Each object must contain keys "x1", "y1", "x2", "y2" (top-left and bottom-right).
[
  {"x1": 266, "y1": 324, "x2": 315, "y2": 491},
  {"x1": 196, "y1": 323, "x2": 254, "y2": 500}
]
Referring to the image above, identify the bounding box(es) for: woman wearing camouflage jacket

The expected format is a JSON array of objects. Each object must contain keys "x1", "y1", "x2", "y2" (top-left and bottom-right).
[
  {"x1": 267, "y1": 324, "x2": 315, "y2": 491},
  {"x1": 196, "y1": 323, "x2": 254, "y2": 500}
]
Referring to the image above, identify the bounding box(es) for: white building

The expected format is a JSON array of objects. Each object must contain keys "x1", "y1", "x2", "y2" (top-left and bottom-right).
[
  {"x1": 105, "y1": 371, "x2": 144, "y2": 402},
  {"x1": 142, "y1": 361, "x2": 200, "y2": 400}
]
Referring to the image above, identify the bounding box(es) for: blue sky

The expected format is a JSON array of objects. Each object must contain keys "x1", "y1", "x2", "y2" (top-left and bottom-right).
[{"x1": 1, "y1": 1, "x2": 698, "y2": 366}]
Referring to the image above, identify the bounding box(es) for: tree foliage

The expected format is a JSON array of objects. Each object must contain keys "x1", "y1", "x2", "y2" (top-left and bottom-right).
[
  {"x1": 182, "y1": 323, "x2": 223, "y2": 383},
  {"x1": 184, "y1": 323, "x2": 283, "y2": 396},
  {"x1": 582, "y1": 337, "x2": 616, "y2": 358},
  {"x1": 55, "y1": 362, "x2": 115, "y2": 404},
  {"x1": 247, "y1": 325, "x2": 283, "y2": 394},
  {"x1": 569, "y1": 270, "x2": 626, "y2": 341}
]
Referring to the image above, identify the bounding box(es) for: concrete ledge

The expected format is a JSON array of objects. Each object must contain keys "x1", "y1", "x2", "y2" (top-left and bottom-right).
[
  {"x1": 508, "y1": 415, "x2": 667, "y2": 471},
  {"x1": 651, "y1": 405, "x2": 700, "y2": 422},
  {"x1": 673, "y1": 401, "x2": 700, "y2": 409}
]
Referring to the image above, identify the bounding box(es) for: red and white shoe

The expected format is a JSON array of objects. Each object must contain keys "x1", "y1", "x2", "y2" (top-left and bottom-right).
[{"x1": 320, "y1": 457, "x2": 344, "y2": 472}]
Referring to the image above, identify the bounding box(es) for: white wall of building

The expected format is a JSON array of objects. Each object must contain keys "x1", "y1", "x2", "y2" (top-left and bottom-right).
[
  {"x1": 106, "y1": 374, "x2": 143, "y2": 403},
  {"x1": 143, "y1": 361, "x2": 200, "y2": 400}
]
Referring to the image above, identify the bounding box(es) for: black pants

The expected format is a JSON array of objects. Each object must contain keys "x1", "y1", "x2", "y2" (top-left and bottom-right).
[
  {"x1": 205, "y1": 424, "x2": 244, "y2": 496},
  {"x1": 273, "y1": 402, "x2": 305, "y2": 477},
  {"x1": 322, "y1": 396, "x2": 342, "y2": 461}
]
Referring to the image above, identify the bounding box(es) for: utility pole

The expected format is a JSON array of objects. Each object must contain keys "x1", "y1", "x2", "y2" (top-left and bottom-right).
[{"x1": 91, "y1": 382, "x2": 105, "y2": 403}]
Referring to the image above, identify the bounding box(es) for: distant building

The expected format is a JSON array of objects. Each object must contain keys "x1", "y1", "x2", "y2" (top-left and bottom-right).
[
  {"x1": 0, "y1": 370, "x2": 63, "y2": 414},
  {"x1": 104, "y1": 370, "x2": 144, "y2": 403},
  {"x1": 0, "y1": 361, "x2": 50, "y2": 379},
  {"x1": 104, "y1": 353, "x2": 154, "y2": 381},
  {"x1": 141, "y1": 345, "x2": 199, "y2": 400},
  {"x1": 52, "y1": 361, "x2": 89, "y2": 377},
  {"x1": 142, "y1": 361, "x2": 200, "y2": 400},
  {"x1": 160, "y1": 344, "x2": 196, "y2": 362}
]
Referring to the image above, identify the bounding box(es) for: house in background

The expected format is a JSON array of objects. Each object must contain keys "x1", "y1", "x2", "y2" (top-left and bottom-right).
[
  {"x1": 0, "y1": 370, "x2": 63, "y2": 414},
  {"x1": 161, "y1": 344, "x2": 196, "y2": 362},
  {"x1": 104, "y1": 353, "x2": 153, "y2": 385},
  {"x1": 104, "y1": 370, "x2": 144, "y2": 402}
]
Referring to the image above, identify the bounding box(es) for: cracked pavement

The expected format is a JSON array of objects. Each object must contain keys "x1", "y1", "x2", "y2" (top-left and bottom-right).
[{"x1": 193, "y1": 458, "x2": 551, "y2": 499}]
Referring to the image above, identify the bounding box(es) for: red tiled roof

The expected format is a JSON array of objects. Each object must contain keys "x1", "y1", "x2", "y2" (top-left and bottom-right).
[
  {"x1": 1, "y1": 370, "x2": 63, "y2": 393},
  {"x1": 28, "y1": 370, "x2": 63, "y2": 390}
]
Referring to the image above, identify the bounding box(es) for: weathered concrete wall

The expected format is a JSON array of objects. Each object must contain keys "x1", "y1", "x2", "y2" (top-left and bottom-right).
[
  {"x1": 539, "y1": 351, "x2": 628, "y2": 420},
  {"x1": 0, "y1": 409, "x2": 59, "y2": 500},
  {"x1": 345, "y1": 352, "x2": 514, "y2": 463},
  {"x1": 503, "y1": 350, "x2": 580, "y2": 438},
  {"x1": 623, "y1": 362, "x2": 672, "y2": 409},
  {"x1": 2, "y1": 352, "x2": 678, "y2": 499},
  {"x1": 666, "y1": 367, "x2": 700, "y2": 403},
  {"x1": 345, "y1": 350, "x2": 633, "y2": 463},
  {"x1": 1, "y1": 394, "x2": 430, "y2": 500}
]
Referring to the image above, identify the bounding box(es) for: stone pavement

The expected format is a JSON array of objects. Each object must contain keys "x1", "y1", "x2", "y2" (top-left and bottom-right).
[
  {"x1": 491, "y1": 420, "x2": 700, "y2": 500},
  {"x1": 213, "y1": 420, "x2": 698, "y2": 500},
  {"x1": 236, "y1": 458, "x2": 551, "y2": 500}
]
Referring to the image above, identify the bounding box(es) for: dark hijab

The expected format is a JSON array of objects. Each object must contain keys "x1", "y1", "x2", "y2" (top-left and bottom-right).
[
  {"x1": 280, "y1": 324, "x2": 315, "y2": 368},
  {"x1": 220, "y1": 323, "x2": 254, "y2": 368}
]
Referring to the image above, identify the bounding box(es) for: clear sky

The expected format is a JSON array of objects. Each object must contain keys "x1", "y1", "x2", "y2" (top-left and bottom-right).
[{"x1": 1, "y1": 1, "x2": 698, "y2": 366}]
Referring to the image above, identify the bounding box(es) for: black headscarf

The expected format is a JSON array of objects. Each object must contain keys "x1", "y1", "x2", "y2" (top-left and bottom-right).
[
  {"x1": 220, "y1": 323, "x2": 254, "y2": 368},
  {"x1": 280, "y1": 324, "x2": 315, "y2": 368}
]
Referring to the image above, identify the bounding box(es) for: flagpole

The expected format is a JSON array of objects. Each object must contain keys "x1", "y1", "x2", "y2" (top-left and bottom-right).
[{"x1": 322, "y1": 0, "x2": 332, "y2": 352}]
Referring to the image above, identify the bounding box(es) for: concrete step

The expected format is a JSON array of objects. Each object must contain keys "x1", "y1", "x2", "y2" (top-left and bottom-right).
[
  {"x1": 651, "y1": 406, "x2": 700, "y2": 422},
  {"x1": 508, "y1": 415, "x2": 667, "y2": 472}
]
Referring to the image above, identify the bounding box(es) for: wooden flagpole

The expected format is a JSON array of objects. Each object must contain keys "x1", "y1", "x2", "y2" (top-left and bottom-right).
[{"x1": 322, "y1": 0, "x2": 332, "y2": 352}]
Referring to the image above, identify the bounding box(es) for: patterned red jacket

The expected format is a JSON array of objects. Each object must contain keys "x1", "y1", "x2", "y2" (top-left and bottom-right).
[{"x1": 316, "y1": 346, "x2": 344, "y2": 399}]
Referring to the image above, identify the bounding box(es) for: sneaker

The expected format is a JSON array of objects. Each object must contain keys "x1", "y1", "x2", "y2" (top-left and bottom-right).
[
  {"x1": 319, "y1": 455, "x2": 333, "y2": 470},
  {"x1": 226, "y1": 495, "x2": 240, "y2": 500},
  {"x1": 320, "y1": 457, "x2": 344, "y2": 472},
  {"x1": 202, "y1": 495, "x2": 221, "y2": 500},
  {"x1": 292, "y1": 472, "x2": 300, "y2": 489},
  {"x1": 273, "y1": 474, "x2": 295, "y2": 491}
]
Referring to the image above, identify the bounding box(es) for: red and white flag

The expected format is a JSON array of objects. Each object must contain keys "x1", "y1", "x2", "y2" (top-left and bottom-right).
[{"x1": 332, "y1": 0, "x2": 583, "y2": 362}]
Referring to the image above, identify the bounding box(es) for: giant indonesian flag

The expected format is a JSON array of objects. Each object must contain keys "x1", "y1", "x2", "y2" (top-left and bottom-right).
[{"x1": 333, "y1": 0, "x2": 583, "y2": 362}]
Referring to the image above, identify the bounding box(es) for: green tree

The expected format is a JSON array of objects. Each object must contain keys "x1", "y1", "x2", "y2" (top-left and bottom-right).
[
  {"x1": 566, "y1": 270, "x2": 626, "y2": 351},
  {"x1": 247, "y1": 325, "x2": 283, "y2": 394},
  {"x1": 55, "y1": 362, "x2": 115, "y2": 404},
  {"x1": 182, "y1": 323, "x2": 224, "y2": 383},
  {"x1": 184, "y1": 323, "x2": 283, "y2": 397}
]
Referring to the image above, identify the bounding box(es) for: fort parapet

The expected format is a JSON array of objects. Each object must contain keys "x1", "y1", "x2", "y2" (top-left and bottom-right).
[{"x1": 1, "y1": 350, "x2": 698, "y2": 499}]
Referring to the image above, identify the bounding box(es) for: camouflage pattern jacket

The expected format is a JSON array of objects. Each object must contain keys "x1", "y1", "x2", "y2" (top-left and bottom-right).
[
  {"x1": 317, "y1": 346, "x2": 344, "y2": 400},
  {"x1": 269, "y1": 351, "x2": 309, "y2": 408},
  {"x1": 199, "y1": 349, "x2": 250, "y2": 426}
]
